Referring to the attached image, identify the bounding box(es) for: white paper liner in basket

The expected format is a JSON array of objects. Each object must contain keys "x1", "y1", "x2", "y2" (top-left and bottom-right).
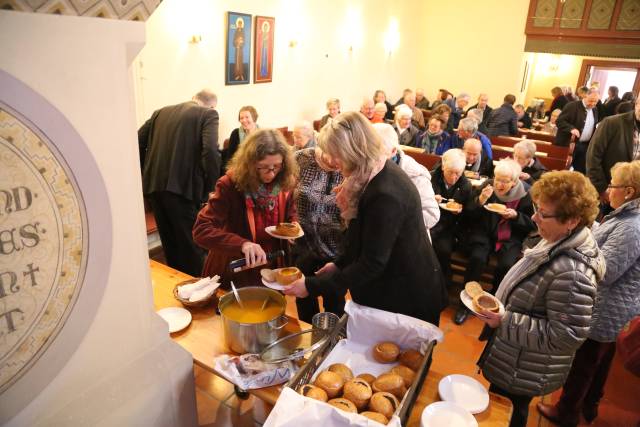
[{"x1": 264, "y1": 301, "x2": 444, "y2": 427}]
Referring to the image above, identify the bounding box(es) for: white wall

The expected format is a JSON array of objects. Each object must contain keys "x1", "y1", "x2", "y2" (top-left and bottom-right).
[
  {"x1": 135, "y1": 0, "x2": 426, "y2": 141},
  {"x1": 0, "y1": 10, "x2": 196, "y2": 426}
]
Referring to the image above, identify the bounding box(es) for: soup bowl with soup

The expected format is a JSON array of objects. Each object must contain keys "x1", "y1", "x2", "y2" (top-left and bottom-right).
[{"x1": 219, "y1": 287, "x2": 288, "y2": 354}]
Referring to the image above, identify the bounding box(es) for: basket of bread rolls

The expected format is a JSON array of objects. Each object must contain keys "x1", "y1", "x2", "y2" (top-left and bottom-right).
[{"x1": 264, "y1": 301, "x2": 442, "y2": 427}]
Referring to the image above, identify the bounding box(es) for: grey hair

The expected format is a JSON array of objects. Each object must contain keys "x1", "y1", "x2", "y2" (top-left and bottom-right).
[
  {"x1": 374, "y1": 102, "x2": 388, "y2": 113},
  {"x1": 494, "y1": 158, "x2": 522, "y2": 182},
  {"x1": 442, "y1": 148, "x2": 466, "y2": 173},
  {"x1": 326, "y1": 98, "x2": 340, "y2": 108},
  {"x1": 457, "y1": 92, "x2": 471, "y2": 101},
  {"x1": 372, "y1": 122, "x2": 399, "y2": 153},
  {"x1": 361, "y1": 97, "x2": 374, "y2": 108},
  {"x1": 463, "y1": 138, "x2": 482, "y2": 150},
  {"x1": 458, "y1": 117, "x2": 478, "y2": 133},
  {"x1": 293, "y1": 120, "x2": 314, "y2": 138},
  {"x1": 466, "y1": 108, "x2": 483, "y2": 123},
  {"x1": 514, "y1": 140, "x2": 537, "y2": 159},
  {"x1": 396, "y1": 105, "x2": 413, "y2": 120},
  {"x1": 194, "y1": 89, "x2": 217, "y2": 106}
]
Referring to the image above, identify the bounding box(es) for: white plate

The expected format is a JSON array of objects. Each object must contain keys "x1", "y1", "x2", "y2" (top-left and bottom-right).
[
  {"x1": 438, "y1": 374, "x2": 490, "y2": 414},
  {"x1": 421, "y1": 401, "x2": 478, "y2": 427},
  {"x1": 265, "y1": 225, "x2": 304, "y2": 240},
  {"x1": 156, "y1": 307, "x2": 192, "y2": 333},
  {"x1": 261, "y1": 277, "x2": 289, "y2": 291},
  {"x1": 470, "y1": 178, "x2": 486, "y2": 187},
  {"x1": 459, "y1": 290, "x2": 505, "y2": 319},
  {"x1": 439, "y1": 203, "x2": 462, "y2": 213},
  {"x1": 483, "y1": 205, "x2": 507, "y2": 214}
]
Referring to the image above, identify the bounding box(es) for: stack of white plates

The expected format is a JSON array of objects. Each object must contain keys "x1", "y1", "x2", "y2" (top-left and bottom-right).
[
  {"x1": 421, "y1": 374, "x2": 489, "y2": 427},
  {"x1": 421, "y1": 401, "x2": 478, "y2": 427}
]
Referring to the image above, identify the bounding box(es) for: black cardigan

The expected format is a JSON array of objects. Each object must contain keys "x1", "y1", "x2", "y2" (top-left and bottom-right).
[{"x1": 305, "y1": 160, "x2": 447, "y2": 325}]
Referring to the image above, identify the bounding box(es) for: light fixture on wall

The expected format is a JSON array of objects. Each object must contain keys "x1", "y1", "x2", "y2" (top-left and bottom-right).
[
  {"x1": 288, "y1": 39, "x2": 298, "y2": 48},
  {"x1": 189, "y1": 35, "x2": 202, "y2": 44},
  {"x1": 383, "y1": 18, "x2": 400, "y2": 56}
]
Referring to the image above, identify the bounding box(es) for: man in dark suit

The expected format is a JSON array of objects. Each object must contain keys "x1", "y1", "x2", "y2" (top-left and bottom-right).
[
  {"x1": 487, "y1": 94, "x2": 518, "y2": 137},
  {"x1": 466, "y1": 93, "x2": 492, "y2": 129},
  {"x1": 602, "y1": 86, "x2": 622, "y2": 118},
  {"x1": 555, "y1": 88, "x2": 600, "y2": 173},
  {"x1": 463, "y1": 138, "x2": 494, "y2": 178},
  {"x1": 138, "y1": 89, "x2": 220, "y2": 276}
]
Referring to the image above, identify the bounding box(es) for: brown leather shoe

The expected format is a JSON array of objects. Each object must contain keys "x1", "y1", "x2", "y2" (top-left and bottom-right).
[{"x1": 536, "y1": 402, "x2": 578, "y2": 427}]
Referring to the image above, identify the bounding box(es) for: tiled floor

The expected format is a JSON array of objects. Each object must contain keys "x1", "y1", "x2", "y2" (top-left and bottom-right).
[{"x1": 191, "y1": 297, "x2": 640, "y2": 427}]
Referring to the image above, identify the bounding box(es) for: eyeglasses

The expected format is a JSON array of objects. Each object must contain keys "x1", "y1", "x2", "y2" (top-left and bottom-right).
[
  {"x1": 256, "y1": 164, "x2": 282, "y2": 173},
  {"x1": 607, "y1": 184, "x2": 630, "y2": 189},
  {"x1": 532, "y1": 203, "x2": 559, "y2": 219}
]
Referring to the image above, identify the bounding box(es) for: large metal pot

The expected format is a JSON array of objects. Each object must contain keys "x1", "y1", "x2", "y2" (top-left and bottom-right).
[{"x1": 219, "y1": 286, "x2": 288, "y2": 354}]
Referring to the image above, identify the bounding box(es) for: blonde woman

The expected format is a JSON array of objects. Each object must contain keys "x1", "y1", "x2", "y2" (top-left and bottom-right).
[
  {"x1": 284, "y1": 112, "x2": 447, "y2": 325},
  {"x1": 320, "y1": 98, "x2": 340, "y2": 128},
  {"x1": 193, "y1": 129, "x2": 298, "y2": 287}
]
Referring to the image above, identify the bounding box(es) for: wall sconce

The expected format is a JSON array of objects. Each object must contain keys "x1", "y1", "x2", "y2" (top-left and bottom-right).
[
  {"x1": 383, "y1": 18, "x2": 400, "y2": 56},
  {"x1": 288, "y1": 40, "x2": 298, "y2": 48},
  {"x1": 189, "y1": 35, "x2": 202, "y2": 44}
]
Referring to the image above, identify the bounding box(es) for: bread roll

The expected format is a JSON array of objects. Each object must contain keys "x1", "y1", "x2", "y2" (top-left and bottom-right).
[
  {"x1": 473, "y1": 293, "x2": 500, "y2": 313},
  {"x1": 298, "y1": 384, "x2": 327, "y2": 402},
  {"x1": 328, "y1": 363, "x2": 353, "y2": 382},
  {"x1": 274, "y1": 267, "x2": 302, "y2": 286},
  {"x1": 274, "y1": 222, "x2": 300, "y2": 237},
  {"x1": 356, "y1": 373, "x2": 376, "y2": 386},
  {"x1": 369, "y1": 392, "x2": 399, "y2": 419},
  {"x1": 372, "y1": 342, "x2": 400, "y2": 363},
  {"x1": 327, "y1": 397, "x2": 357, "y2": 413},
  {"x1": 343, "y1": 378, "x2": 372, "y2": 411},
  {"x1": 398, "y1": 349, "x2": 423, "y2": 371},
  {"x1": 313, "y1": 370, "x2": 344, "y2": 398},
  {"x1": 390, "y1": 365, "x2": 416, "y2": 387},
  {"x1": 360, "y1": 411, "x2": 389, "y2": 424},
  {"x1": 372, "y1": 373, "x2": 405, "y2": 399},
  {"x1": 464, "y1": 281, "x2": 484, "y2": 299}
]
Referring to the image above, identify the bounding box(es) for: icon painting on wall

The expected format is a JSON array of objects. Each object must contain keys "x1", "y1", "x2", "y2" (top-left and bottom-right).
[
  {"x1": 254, "y1": 16, "x2": 275, "y2": 83},
  {"x1": 225, "y1": 12, "x2": 251, "y2": 85}
]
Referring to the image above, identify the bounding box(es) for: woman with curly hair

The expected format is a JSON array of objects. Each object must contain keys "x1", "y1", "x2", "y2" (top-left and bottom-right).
[
  {"x1": 193, "y1": 129, "x2": 298, "y2": 287},
  {"x1": 477, "y1": 171, "x2": 605, "y2": 427},
  {"x1": 283, "y1": 112, "x2": 447, "y2": 325}
]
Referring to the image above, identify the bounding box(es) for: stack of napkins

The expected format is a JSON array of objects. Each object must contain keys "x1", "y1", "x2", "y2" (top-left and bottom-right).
[{"x1": 177, "y1": 276, "x2": 221, "y2": 302}]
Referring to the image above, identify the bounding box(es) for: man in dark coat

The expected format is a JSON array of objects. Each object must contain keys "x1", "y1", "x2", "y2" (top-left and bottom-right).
[
  {"x1": 602, "y1": 86, "x2": 622, "y2": 118},
  {"x1": 555, "y1": 89, "x2": 600, "y2": 173},
  {"x1": 466, "y1": 93, "x2": 492, "y2": 130},
  {"x1": 486, "y1": 94, "x2": 518, "y2": 137},
  {"x1": 587, "y1": 100, "x2": 640, "y2": 203},
  {"x1": 138, "y1": 89, "x2": 220, "y2": 276},
  {"x1": 546, "y1": 86, "x2": 569, "y2": 118}
]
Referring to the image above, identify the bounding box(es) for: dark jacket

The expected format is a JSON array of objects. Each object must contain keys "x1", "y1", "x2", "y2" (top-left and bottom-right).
[
  {"x1": 430, "y1": 164, "x2": 476, "y2": 237},
  {"x1": 522, "y1": 157, "x2": 547, "y2": 185},
  {"x1": 394, "y1": 124, "x2": 420, "y2": 147},
  {"x1": 555, "y1": 100, "x2": 599, "y2": 147},
  {"x1": 305, "y1": 160, "x2": 447, "y2": 325},
  {"x1": 487, "y1": 103, "x2": 518, "y2": 137},
  {"x1": 586, "y1": 111, "x2": 638, "y2": 194},
  {"x1": 467, "y1": 103, "x2": 493, "y2": 128},
  {"x1": 223, "y1": 127, "x2": 243, "y2": 170},
  {"x1": 518, "y1": 113, "x2": 532, "y2": 129},
  {"x1": 546, "y1": 94, "x2": 569, "y2": 117},
  {"x1": 466, "y1": 151, "x2": 494, "y2": 178},
  {"x1": 603, "y1": 96, "x2": 622, "y2": 118},
  {"x1": 138, "y1": 101, "x2": 220, "y2": 203}
]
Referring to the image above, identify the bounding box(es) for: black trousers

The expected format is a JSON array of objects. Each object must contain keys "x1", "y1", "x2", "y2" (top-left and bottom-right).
[
  {"x1": 571, "y1": 141, "x2": 589, "y2": 174},
  {"x1": 431, "y1": 231, "x2": 456, "y2": 288},
  {"x1": 489, "y1": 384, "x2": 533, "y2": 427},
  {"x1": 293, "y1": 251, "x2": 345, "y2": 324},
  {"x1": 148, "y1": 191, "x2": 205, "y2": 277},
  {"x1": 464, "y1": 242, "x2": 522, "y2": 294}
]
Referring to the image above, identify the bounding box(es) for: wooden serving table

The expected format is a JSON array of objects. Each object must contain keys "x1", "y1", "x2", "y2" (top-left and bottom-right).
[{"x1": 151, "y1": 260, "x2": 512, "y2": 424}]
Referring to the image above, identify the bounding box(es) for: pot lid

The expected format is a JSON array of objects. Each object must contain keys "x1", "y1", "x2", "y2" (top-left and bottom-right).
[{"x1": 259, "y1": 328, "x2": 329, "y2": 364}]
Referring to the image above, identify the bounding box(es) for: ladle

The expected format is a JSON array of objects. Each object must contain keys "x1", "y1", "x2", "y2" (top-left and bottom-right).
[{"x1": 230, "y1": 281, "x2": 244, "y2": 309}]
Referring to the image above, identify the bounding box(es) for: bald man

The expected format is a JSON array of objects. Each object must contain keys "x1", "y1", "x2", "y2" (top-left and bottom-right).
[{"x1": 463, "y1": 138, "x2": 494, "y2": 178}]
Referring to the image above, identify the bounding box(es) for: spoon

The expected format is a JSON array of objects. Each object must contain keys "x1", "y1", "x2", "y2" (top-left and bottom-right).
[
  {"x1": 260, "y1": 297, "x2": 270, "y2": 311},
  {"x1": 230, "y1": 281, "x2": 244, "y2": 309}
]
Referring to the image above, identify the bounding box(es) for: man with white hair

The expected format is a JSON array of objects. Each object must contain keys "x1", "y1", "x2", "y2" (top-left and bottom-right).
[
  {"x1": 393, "y1": 105, "x2": 421, "y2": 146},
  {"x1": 292, "y1": 121, "x2": 317, "y2": 150},
  {"x1": 360, "y1": 97, "x2": 375, "y2": 121},
  {"x1": 448, "y1": 92, "x2": 471, "y2": 130},
  {"x1": 373, "y1": 122, "x2": 440, "y2": 238},
  {"x1": 402, "y1": 90, "x2": 426, "y2": 129},
  {"x1": 463, "y1": 138, "x2": 494, "y2": 178},
  {"x1": 416, "y1": 88, "x2": 430, "y2": 110},
  {"x1": 435, "y1": 117, "x2": 493, "y2": 159}
]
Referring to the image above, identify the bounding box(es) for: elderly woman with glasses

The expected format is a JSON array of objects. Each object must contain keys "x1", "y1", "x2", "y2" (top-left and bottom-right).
[
  {"x1": 538, "y1": 161, "x2": 640, "y2": 427},
  {"x1": 393, "y1": 105, "x2": 420, "y2": 147},
  {"x1": 284, "y1": 112, "x2": 447, "y2": 326},
  {"x1": 477, "y1": 171, "x2": 605, "y2": 427},
  {"x1": 455, "y1": 159, "x2": 535, "y2": 325},
  {"x1": 193, "y1": 129, "x2": 298, "y2": 287}
]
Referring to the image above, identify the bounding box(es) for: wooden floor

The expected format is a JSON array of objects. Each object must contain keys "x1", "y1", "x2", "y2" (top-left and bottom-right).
[{"x1": 190, "y1": 296, "x2": 640, "y2": 427}]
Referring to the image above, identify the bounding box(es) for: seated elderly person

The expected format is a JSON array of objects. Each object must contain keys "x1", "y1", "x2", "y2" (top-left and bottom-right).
[
  {"x1": 454, "y1": 158, "x2": 535, "y2": 325},
  {"x1": 292, "y1": 121, "x2": 317, "y2": 150},
  {"x1": 373, "y1": 90, "x2": 395, "y2": 121},
  {"x1": 419, "y1": 115, "x2": 450, "y2": 154},
  {"x1": 430, "y1": 149, "x2": 477, "y2": 292},
  {"x1": 448, "y1": 92, "x2": 471, "y2": 130},
  {"x1": 541, "y1": 108, "x2": 561, "y2": 135},
  {"x1": 464, "y1": 138, "x2": 494, "y2": 178},
  {"x1": 374, "y1": 122, "x2": 440, "y2": 238},
  {"x1": 372, "y1": 102, "x2": 388, "y2": 123},
  {"x1": 435, "y1": 117, "x2": 493, "y2": 159},
  {"x1": 416, "y1": 88, "x2": 430, "y2": 110},
  {"x1": 320, "y1": 98, "x2": 340, "y2": 127},
  {"x1": 360, "y1": 97, "x2": 375, "y2": 121},
  {"x1": 513, "y1": 140, "x2": 546, "y2": 185},
  {"x1": 393, "y1": 105, "x2": 420, "y2": 147},
  {"x1": 401, "y1": 90, "x2": 426, "y2": 129},
  {"x1": 466, "y1": 108, "x2": 490, "y2": 136},
  {"x1": 515, "y1": 104, "x2": 533, "y2": 129}
]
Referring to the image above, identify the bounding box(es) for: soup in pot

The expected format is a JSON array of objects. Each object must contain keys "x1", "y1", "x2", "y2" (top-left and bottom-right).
[{"x1": 221, "y1": 299, "x2": 283, "y2": 323}]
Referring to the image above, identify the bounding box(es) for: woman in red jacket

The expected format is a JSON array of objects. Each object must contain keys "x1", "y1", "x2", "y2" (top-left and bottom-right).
[{"x1": 193, "y1": 129, "x2": 298, "y2": 287}]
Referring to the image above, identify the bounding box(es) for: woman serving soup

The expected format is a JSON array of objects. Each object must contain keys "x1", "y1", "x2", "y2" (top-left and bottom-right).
[{"x1": 193, "y1": 129, "x2": 298, "y2": 287}]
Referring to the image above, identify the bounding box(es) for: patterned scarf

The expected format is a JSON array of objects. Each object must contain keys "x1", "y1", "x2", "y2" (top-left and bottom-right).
[{"x1": 245, "y1": 183, "x2": 280, "y2": 212}]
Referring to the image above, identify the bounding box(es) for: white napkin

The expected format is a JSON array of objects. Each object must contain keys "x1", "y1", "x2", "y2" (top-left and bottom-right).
[{"x1": 177, "y1": 275, "x2": 220, "y2": 300}]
